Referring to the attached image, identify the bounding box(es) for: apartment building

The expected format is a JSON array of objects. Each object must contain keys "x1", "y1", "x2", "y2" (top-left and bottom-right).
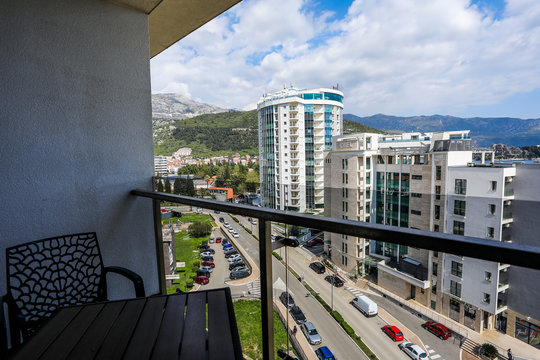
[
  {"x1": 325, "y1": 131, "x2": 540, "y2": 346},
  {"x1": 258, "y1": 87, "x2": 344, "y2": 212},
  {"x1": 154, "y1": 155, "x2": 168, "y2": 177}
]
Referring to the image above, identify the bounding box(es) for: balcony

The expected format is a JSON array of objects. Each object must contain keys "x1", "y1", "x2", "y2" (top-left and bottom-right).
[
  {"x1": 504, "y1": 188, "x2": 515, "y2": 197},
  {"x1": 377, "y1": 258, "x2": 430, "y2": 289}
]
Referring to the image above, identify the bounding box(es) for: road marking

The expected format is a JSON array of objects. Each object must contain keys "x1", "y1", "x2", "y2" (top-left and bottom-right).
[
  {"x1": 248, "y1": 278, "x2": 261, "y2": 297},
  {"x1": 428, "y1": 349, "x2": 435, "y2": 353},
  {"x1": 430, "y1": 355, "x2": 441, "y2": 359}
]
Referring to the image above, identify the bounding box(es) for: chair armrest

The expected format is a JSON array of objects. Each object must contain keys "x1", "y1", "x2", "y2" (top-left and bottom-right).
[{"x1": 103, "y1": 266, "x2": 145, "y2": 298}]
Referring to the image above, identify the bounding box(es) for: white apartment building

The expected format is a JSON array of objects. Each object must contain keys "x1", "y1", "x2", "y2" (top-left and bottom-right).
[
  {"x1": 258, "y1": 87, "x2": 344, "y2": 212},
  {"x1": 154, "y1": 155, "x2": 168, "y2": 177},
  {"x1": 325, "y1": 131, "x2": 540, "y2": 346}
]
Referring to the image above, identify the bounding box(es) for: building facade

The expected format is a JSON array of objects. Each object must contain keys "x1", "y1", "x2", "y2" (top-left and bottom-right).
[
  {"x1": 258, "y1": 87, "x2": 344, "y2": 212},
  {"x1": 325, "y1": 131, "x2": 540, "y2": 346}
]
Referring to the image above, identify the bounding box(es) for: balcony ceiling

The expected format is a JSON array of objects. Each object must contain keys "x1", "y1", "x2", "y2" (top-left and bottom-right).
[{"x1": 113, "y1": 0, "x2": 242, "y2": 58}]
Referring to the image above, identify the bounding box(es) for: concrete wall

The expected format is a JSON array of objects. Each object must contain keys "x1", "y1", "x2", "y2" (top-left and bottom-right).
[{"x1": 0, "y1": 0, "x2": 157, "y2": 297}]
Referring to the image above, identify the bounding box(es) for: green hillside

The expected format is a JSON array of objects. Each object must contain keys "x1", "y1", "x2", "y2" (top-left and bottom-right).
[{"x1": 153, "y1": 110, "x2": 384, "y2": 157}]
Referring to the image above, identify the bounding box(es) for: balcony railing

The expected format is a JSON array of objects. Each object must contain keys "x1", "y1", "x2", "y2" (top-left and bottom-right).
[
  {"x1": 131, "y1": 190, "x2": 540, "y2": 360},
  {"x1": 504, "y1": 188, "x2": 514, "y2": 196}
]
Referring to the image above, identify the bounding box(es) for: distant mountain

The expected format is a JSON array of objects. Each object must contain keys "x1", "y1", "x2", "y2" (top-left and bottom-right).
[
  {"x1": 152, "y1": 93, "x2": 228, "y2": 126},
  {"x1": 343, "y1": 114, "x2": 540, "y2": 147}
]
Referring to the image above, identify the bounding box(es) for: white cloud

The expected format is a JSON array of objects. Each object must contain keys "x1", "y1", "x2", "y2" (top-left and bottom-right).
[{"x1": 151, "y1": 0, "x2": 540, "y2": 117}]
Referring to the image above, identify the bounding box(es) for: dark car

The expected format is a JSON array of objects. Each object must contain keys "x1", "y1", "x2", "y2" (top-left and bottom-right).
[
  {"x1": 219, "y1": 217, "x2": 225, "y2": 222},
  {"x1": 197, "y1": 269, "x2": 211, "y2": 278},
  {"x1": 200, "y1": 248, "x2": 215, "y2": 254},
  {"x1": 309, "y1": 262, "x2": 325, "y2": 274},
  {"x1": 201, "y1": 255, "x2": 214, "y2": 262},
  {"x1": 229, "y1": 261, "x2": 245, "y2": 270},
  {"x1": 324, "y1": 275, "x2": 344, "y2": 287},
  {"x1": 193, "y1": 275, "x2": 209, "y2": 285},
  {"x1": 290, "y1": 305, "x2": 306, "y2": 324},
  {"x1": 197, "y1": 244, "x2": 210, "y2": 250},
  {"x1": 225, "y1": 250, "x2": 239, "y2": 258},
  {"x1": 306, "y1": 238, "x2": 324, "y2": 247},
  {"x1": 201, "y1": 260, "x2": 215, "y2": 268},
  {"x1": 230, "y1": 269, "x2": 250, "y2": 279},
  {"x1": 279, "y1": 291, "x2": 295, "y2": 308},
  {"x1": 422, "y1": 321, "x2": 452, "y2": 340}
]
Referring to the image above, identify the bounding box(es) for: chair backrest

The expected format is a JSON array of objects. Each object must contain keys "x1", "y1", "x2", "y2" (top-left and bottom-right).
[{"x1": 6, "y1": 232, "x2": 105, "y2": 327}]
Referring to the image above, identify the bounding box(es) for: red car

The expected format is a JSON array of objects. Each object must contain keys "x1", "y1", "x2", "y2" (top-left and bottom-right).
[
  {"x1": 306, "y1": 238, "x2": 324, "y2": 247},
  {"x1": 201, "y1": 261, "x2": 215, "y2": 268},
  {"x1": 193, "y1": 275, "x2": 209, "y2": 285},
  {"x1": 216, "y1": 237, "x2": 222, "y2": 243},
  {"x1": 383, "y1": 325, "x2": 404, "y2": 341},
  {"x1": 422, "y1": 321, "x2": 452, "y2": 340}
]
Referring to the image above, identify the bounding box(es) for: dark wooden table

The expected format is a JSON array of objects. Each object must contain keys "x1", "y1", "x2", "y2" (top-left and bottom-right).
[{"x1": 10, "y1": 288, "x2": 243, "y2": 360}]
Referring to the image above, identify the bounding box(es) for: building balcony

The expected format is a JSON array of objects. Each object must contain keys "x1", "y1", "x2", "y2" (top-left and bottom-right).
[
  {"x1": 504, "y1": 188, "x2": 514, "y2": 197},
  {"x1": 377, "y1": 259, "x2": 430, "y2": 289}
]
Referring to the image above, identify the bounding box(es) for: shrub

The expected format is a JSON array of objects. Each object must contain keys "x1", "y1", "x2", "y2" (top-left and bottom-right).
[
  {"x1": 191, "y1": 266, "x2": 199, "y2": 273},
  {"x1": 480, "y1": 343, "x2": 498, "y2": 360},
  {"x1": 193, "y1": 260, "x2": 200, "y2": 267},
  {"x1": 188, "y1": 221, "x2": 212, "y2": 237},
  {"x1": 186, "y1": 279, "x2": 194, "y2": 288},
  {"x1": 272, "y1": 252, "x2": 282, "y2": 260}
]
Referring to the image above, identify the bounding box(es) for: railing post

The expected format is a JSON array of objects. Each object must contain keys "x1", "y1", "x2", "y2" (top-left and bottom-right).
[
  {"x1": 259, "y1": 219, "x2": 274, "y2": 360},
  {"x1": 152, "y1": 198, "x2": 167, "y2": 295}
]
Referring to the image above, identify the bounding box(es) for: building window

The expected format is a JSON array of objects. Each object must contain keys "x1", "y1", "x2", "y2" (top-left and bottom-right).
[
  {"x1": 412, "y1": 175, "x2": 422, "y2": 180},
  {"x1": 411, "y1": 210, "x2": 422, "y2": 216},
  {"x1": 485, "y1": 271, "x2": 492, "y2": 282},
  {"x1": 451, "y1": 261, "x2": 463, "y2": 278},
  {"x1": 487, "y1": 227, "x2": 495, "y2": 238},
  {"x1": 431, "y1": 300, "x2": 436, "y2": 310},
  {"x1": 432, "y1": 283, "x2": 437, "y2": 295},
  {"x1": 436, "y1": 166, "x2": 442, "y2": 180},
  {"x1": 435, "y1": 205, "x2": 440, "y2": 220},
  {"x1": 454, "y1": 200, "x2": 466, "y2": 216},
  {"x1": 435, "y1": 185, "x2": 441, "y2": 200},
  {"x1": 411, "y1": 193, "x2": 422, "y2": 198},
  {"x1": 432, "y1": 262, "x2": 438, "y2": 276},
  {"x1": 345, "y1": 173, "x2": 349, "y2": 184},
  {"x1": 453, "y1": 221, "x2": 465, "y2": 235},
  {"x1": 366, "y1": 157, "x2": 371, "y2": 170},
  {"x1": 455, "y1": 179, "x2": 467, "y2": 195},
  {"x1": 488, "y1": 204, "x2": 496, "y2": 215},
  {"x1": 434, "y1": 224, "x2": 440, "y2": 232},
  {"x1": 490, "y1": 181, "x2": 497, "y2": 191},
  {"x1": 450, "y1": 280, "x2": 462, "y2": 297},
  {"x1": 433, "y1": 251, "x2": 438, "y2": 257},
  {"x1": 483, "y1": 293, "x2": 491, "y2": 304}
]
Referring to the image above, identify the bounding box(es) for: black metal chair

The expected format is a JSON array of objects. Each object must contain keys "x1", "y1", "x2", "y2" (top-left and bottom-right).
[{"x1": 2, "y1": 232, "x2": 145, "y2": 347}]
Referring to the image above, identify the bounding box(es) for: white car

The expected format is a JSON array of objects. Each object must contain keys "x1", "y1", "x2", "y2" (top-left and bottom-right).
[
  {"x1": 199, "y1": 266, "x2": 213, "y2": 273},
  {"x1": 209, "y1": 237, "x2": 215, "y2": 244},
  {"x1": 200, "y1": 251, "x2": 213, "y2": 257},
  {"x1": 232, "y1": 231, "x2": 239, "y2": 238},
  {"x1": 399, "y1": 342, "x2": 429, "y2": 360},
  {"x1": 228, "y1": 254, "x2": 242, "y2": 262}
]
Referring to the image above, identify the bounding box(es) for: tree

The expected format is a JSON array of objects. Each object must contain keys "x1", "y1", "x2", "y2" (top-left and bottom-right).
[
  {"x1": 164, "y1": 177, "x2": 172, "y2": 193},
  {"x1": 188, "y1": 221, "x2": 212, "y2": 237},
  {"x1": 173, "y1": 177, "x2": 184, "y2": 195},
  {"x1": 186, "y1": 177, "x2": 196, "y2": 197},
  {"x1": 204, "y1": 175, "x2": 211, "y2": 189},
  {"x1": 289, "y1": 225, "x2": 301, "y2": 237},
  {"x1": 156, "y1": 179, "x2": 164, "y2": 192}
]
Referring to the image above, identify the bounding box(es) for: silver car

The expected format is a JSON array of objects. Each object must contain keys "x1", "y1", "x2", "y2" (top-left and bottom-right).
[{"x1": 301, "y1": 321, "x2": 322, "y2": 345}]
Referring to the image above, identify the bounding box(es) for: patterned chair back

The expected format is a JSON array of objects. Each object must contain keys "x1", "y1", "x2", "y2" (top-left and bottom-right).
[{"x1": 6, "y1": 232, "x2": 105, "y2": 329}]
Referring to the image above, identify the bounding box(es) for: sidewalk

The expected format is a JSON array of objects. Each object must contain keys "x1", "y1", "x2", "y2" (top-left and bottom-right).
[
  {"x1": 468, "y1": 329, "x2": 539, "y2": 360},
  {"x1": 274, "y1": 300, "x2": 318, "y2": 360}
]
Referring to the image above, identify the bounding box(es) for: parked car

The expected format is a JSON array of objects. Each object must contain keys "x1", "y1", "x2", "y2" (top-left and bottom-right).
[
  {"x1": 197, "y1": 244, "x2": 209, "y2": 250},
  {"x1": 324, "y1": 275, "x2": 344, "y2": 287},
  {"x1": 228, "y1": 258, "x2": 243, "y2": 266},
  {"x1": 225, "y1": 250, "x2": 239, "y2": 258},
  {"x1": 216, "y1": 237, "x2": 222, "y2": 243},
  {"x1": 201, "y1": 256, "x2": 214, "y2": 262},
  {"x1": 398, "y1": 341, "x2": 429, "y2": 359},
  {"x1": 197, "y1": 269, "x2": 211, "y2": 278},
  {"x1": 201, "y1": 261, "x2": 215, "y2": 268},
  {"x1": 200, "y1": 251, "x2": 214, "y2": 257},
  {"x1": 223, "y1": 244, "x2": 233, "y2": 251},
  {"x1": 422, "y1": 321, "x2": 452, "y2": 340},
  {"x1": 222, "y1": 238, "x2": 229, "y2": 245},
  {"x1": 230, "y1": 269, "x2": 250, "y2": 279},
  {"x1": 204, "y1": 248, "x2": 216, "y2": 254},
  {"x1": 250, "y1": 219, "x2": 257, "y2": 225},
  {"x1": 229, "y1": 261, "x2": 245, "y2": 270},
  {"x1": 224, "y1": 222, "x2": 229, "y2": 226},
  {"x1": 382, "y1": 325, "x2": 404, "y2": 341},
  {"x1": 352, "y1": 295, "x2": 378, "y2": 317},
  {"x1": 219, "y1": 217, "x2": 225, "y2": 223},
  {"x1": 290, "y1": 305, "x2": 306, "y2": 324},
  {"x1": 192, "y1": 275, "x2": 209, "y2": 285},
  {"x1": 209, "y1": 237, "x2": 215, "y2": 244},
  {"x1": 230, "y1": 265, "x2": 249, "y2": 273},
  {"x1": 279, "y1": 291, "x2": 295, "y2": 308},
  {"x1": 315, "y1": 346, "x2": 335, "y2": 360},
  {"x1": 306, "y1": 238, "x2": 324, "y2": 247},
  {"x1": 227, "y1": 254, "x2": 241, "y2": 262},
  {"x1": 301, "y1": 321, "x2": 322, "y2": 345},
  {"x1": 232, "y1": 232, "x2": 239, "y2": 238},
  {"x1": 199, "y1": 266, "x2": 213, "y2": 273},
  {"x1": 309, "y1": 262, "x2": 325, "y2": 274}
]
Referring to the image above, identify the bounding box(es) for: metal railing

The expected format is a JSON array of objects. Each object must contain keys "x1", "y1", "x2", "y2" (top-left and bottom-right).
[{"x1": 131, "y1": 190, "x2": 540, "y2": 360}]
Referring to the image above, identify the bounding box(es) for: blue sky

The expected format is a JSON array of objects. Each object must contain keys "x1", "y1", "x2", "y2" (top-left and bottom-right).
[{"x1": 151, "y1": 0, "x2": 540, "y2": 119}]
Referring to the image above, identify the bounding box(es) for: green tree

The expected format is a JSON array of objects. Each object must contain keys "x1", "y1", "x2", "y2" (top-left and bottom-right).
[
  {"x1": 188, "y1": 221, "x2": 212, "y2": 237},
  {"x1": 164, "y1": 177, "x2": 172, "y2": 193},
  {"x1": 204, "y1": 174, "x2": 211, "y2": 189},
  {"x1": 173, "y1": 177, "x2": 185, "y2": 195},
  {"x1": 156, "y1": 179, "x2": 164, "y2": 192},
  {"x1": 186, "y1": 177, "x2": 196, "y2": 197},
  {"x1": 289, "y1": 225, "x2": 301, "y2": 237}
]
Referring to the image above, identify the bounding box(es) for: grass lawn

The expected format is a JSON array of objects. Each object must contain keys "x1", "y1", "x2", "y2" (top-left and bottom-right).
[
  {"x1": 233, "y1": 300, "x2": 289, "y2": 360},
  {"x1": 165, "y1": 212, "x2": 216, "y2": 294}
]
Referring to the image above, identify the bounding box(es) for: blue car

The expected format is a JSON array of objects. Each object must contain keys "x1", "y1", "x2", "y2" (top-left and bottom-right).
[
  {"x1": 315, "y1": 346, "x2": 336, "y2": 360},
  {"x1": 223, "y1": 243, "x2": 233, "y2": 250}
]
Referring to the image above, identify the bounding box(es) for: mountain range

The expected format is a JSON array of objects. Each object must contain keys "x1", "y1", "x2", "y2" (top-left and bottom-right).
[
  {"x1": 344, "y1": 114, "x2": 540, "y2": 147},
  {"x1": 152, "y1": 93, "x2": 228, "y2": 126}
]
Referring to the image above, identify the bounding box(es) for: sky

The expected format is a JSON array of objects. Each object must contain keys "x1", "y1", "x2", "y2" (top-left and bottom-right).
[{"x1": 150, "y1": 0, "x2": 540, "y2": 119}]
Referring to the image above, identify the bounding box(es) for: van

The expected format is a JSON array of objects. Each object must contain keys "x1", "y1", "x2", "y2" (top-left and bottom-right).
[{"x1": 352, "y1": 295, "x2": 378, "y2": 317}]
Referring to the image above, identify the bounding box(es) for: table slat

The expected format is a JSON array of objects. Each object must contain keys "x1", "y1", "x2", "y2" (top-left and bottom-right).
[
  {"x1": 11, "y1": 307, "x2": 82, "y2": 360},
  {"x1": 150, "y1": 294, "x2": 187, "y2": 360},
  {"x1": 94, "y1": 299, "x2": 145, "y2": 360},
  {"x1": 178, "y1": 292, "x2": 207, "y2": 360},
  {"x1": 208, "y1": 290, "x2": 236, "y2": 360},
  {"x1": 122, "y1": 296, "x2": 167, "y2": 360},
  {"x1": 40, "y1": 304, "x2": 104, "y2": 360},
  {"x1": 66, "y1": 301, "x2": 125, "y2": 360}
]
